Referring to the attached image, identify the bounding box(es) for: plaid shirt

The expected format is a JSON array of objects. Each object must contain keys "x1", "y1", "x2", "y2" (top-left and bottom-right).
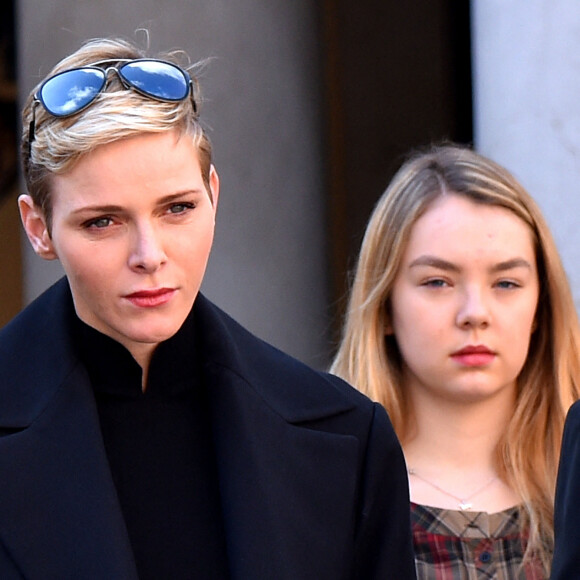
[{"x1": 411, "y1": 502, "x2": 546, "y2": 579}]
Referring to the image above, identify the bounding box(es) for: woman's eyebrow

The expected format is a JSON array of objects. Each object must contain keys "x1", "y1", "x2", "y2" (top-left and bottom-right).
[
  {"x1": 70, "y1": 189, "x2": 205, "y2": 216},
  {"x1": 71, "y1": 204, "x2": 123, "y2": 216},
  {"x1": 156, "y1": 189, "x2": 205, "y2": 204}
]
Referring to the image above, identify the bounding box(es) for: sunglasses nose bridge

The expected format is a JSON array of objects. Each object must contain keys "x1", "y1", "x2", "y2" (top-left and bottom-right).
[
  {"x1": 101, "y1": 65, "x2": 124, "y2": 89},
  {"x1": 102, "y1": 66, "x2": 141, "y2": 96}
]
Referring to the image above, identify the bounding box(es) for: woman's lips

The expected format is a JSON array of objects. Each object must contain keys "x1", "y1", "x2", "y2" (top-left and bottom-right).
[
  {"x1": 451, "y1": 345, "x2": 496, "y2": 367},
  {"x1": 125, "y1": 288, "x2": 176, "y2": 308}
]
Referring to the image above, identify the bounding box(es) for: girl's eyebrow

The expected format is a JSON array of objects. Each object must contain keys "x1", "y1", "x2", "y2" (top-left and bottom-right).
[
  {"x1": 409, "y1": 256, "x2": 459, "y2": 272},
  {"x1": 409, "y1": 255, "x2": 533, "y2": 273},
  {"x1": 490, "y1": 258, "x2": 533, "y2": 273}
]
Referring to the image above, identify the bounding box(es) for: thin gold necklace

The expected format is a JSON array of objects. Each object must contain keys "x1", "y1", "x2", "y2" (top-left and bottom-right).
[{"x1": 408, "y1": 468, "x2": 497, "y2": 511}]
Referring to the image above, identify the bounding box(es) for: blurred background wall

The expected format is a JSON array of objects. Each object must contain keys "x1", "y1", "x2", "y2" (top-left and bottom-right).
[
  {"x1": 472, "y1": 1, "x2": 580, "y2": 308},
  {"x1": 2, "y1": 1, "x2": 580, "y2": 369}
]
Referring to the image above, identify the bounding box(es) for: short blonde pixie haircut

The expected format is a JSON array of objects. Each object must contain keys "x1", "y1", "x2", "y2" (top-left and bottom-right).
[
  {"x1": 331, "y1": 143, "x2": 580, "y2": 574},
  {"x1": 21, "y1": 36, "x2": 212, "y2": 234}
]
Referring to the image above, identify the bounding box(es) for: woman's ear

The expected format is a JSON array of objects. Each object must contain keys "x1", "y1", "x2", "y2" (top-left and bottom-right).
[
  {"x1": 18, "y1": 194, "x2": 58, "y2": 260},
  {"x1": 209, "y1": 164, "x2": 220, "y2": 209}
]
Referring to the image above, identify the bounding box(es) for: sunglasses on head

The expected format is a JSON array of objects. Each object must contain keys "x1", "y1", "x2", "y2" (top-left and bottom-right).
[{"x1": 28, "y1": 58, "x2": 196, "y2": 145}]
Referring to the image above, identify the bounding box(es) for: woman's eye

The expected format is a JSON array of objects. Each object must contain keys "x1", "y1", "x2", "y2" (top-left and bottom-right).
[
  {"x1": 168, "y1": 202, "x2": 195, "y2": 214},
  {"x1": 85, "y1": 217, "x2": 113, "y2": 229}
]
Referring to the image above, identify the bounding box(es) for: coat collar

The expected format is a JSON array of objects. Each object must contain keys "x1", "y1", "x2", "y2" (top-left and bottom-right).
[
  {"x1": 193, "y1": 292, "x2": 356, "y2": 423},
  {"x1": 0, "y1": 278, "x2": 355, "y2": 428}
]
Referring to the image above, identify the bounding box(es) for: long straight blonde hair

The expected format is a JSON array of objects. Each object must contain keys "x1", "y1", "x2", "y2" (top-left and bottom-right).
[{"x1": 330, "y1": 143, "x2": 580, "y2": 574}]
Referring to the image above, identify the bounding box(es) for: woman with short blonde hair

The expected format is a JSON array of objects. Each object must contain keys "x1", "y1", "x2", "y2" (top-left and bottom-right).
[{"x1": 0, "y1": 34, "x2": 417, "y2": 578}]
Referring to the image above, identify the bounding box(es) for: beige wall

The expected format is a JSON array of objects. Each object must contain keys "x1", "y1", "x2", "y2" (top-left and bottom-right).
[{"x1": 472, "y1": 0, "x2": 580, "y2": 310}]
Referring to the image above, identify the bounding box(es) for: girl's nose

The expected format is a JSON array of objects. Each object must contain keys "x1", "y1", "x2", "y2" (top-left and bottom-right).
[{"x1": 456, "y1": 287, "x2": 491, "y2": 329}]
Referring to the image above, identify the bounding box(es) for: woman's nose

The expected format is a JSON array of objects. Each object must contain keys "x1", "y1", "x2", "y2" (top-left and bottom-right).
[{"x1": 128, "y1": 223, "x2": 167, "y2": 273}]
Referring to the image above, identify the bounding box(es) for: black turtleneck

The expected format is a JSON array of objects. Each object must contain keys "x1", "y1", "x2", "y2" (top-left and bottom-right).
[{"x1": 72, "y1": 310, "x2": 230, "y2": 579}]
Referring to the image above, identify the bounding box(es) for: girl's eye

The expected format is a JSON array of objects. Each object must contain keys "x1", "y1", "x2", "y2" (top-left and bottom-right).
[
  {"x1": 495, "y1": 280, "x2": 520, "y2": 289},
  {"x1": 423, "y1": 278, "x2": 449, "y2": 288}
]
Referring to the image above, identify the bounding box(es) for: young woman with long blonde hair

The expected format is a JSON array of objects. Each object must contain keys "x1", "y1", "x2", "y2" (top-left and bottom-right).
[{"x1": 331, "y1": 143, "x2": 580, "y2": 578}]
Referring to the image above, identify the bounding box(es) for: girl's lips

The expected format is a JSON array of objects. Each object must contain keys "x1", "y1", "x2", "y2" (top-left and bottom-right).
[
  {"x1": 125, "y1": 288, "x2": 176, "y2": 308},
  {"x1": 451, "y1": 346, "x2": 496, "y2": 367}
]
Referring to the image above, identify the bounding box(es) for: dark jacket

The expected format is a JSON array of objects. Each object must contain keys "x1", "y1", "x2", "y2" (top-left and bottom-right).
[
  {"x1": 551, "y1": 399, "x2": 580, "y2": 579},
  {"x1": 0, "y1": 278, "x2": 415, "y2": 579}
]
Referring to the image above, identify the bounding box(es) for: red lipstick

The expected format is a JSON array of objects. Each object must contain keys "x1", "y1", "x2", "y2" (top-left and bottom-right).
[
  {"x1": 125, "y1": 288, "x2": 176, "y2": 308},
  {"x1": 451, "y1": 345, "x2": 496, "y2": 367}
]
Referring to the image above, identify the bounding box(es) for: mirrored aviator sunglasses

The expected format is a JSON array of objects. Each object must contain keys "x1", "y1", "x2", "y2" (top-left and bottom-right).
[{"x1": 29, "y1": 58, "x2": 196, "y2": 146}]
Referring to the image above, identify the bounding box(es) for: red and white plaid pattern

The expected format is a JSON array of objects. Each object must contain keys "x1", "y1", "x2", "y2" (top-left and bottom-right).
[{"x1": 411, "y1": 502, "x2": 546, "y2": 579}]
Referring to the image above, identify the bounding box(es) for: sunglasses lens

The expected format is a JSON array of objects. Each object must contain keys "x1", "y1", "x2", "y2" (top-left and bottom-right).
[
  {"x1": 39, "y1": 68, "x2": 106, "y2": 116},
  {"x1": 119, "y1": 60, "x2": 190, "y2": 101}
]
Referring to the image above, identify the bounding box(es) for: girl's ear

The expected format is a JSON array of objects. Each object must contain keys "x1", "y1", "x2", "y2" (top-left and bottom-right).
[{"x1": 18, "y1": 194, "x2": 58, "y2": 260}]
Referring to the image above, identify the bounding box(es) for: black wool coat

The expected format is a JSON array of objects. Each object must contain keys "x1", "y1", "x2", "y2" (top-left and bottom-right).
[{"x1": 0, "y1": 278, "x2": 416, "y2": 579}]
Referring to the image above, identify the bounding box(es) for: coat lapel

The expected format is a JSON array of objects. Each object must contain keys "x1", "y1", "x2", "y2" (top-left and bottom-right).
[
  {"x1": 0, "y1": 363, "x2": 138, "y2": 579},
  {"x1": 196, "y1": 295, "x2": 361, "y2": 580},
  {"x1": 0, "y1": 279, "x2": 138, "y2": 579},
  {"x1": 207, "y1": 367, "x2": 360, "y2": 580}
]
